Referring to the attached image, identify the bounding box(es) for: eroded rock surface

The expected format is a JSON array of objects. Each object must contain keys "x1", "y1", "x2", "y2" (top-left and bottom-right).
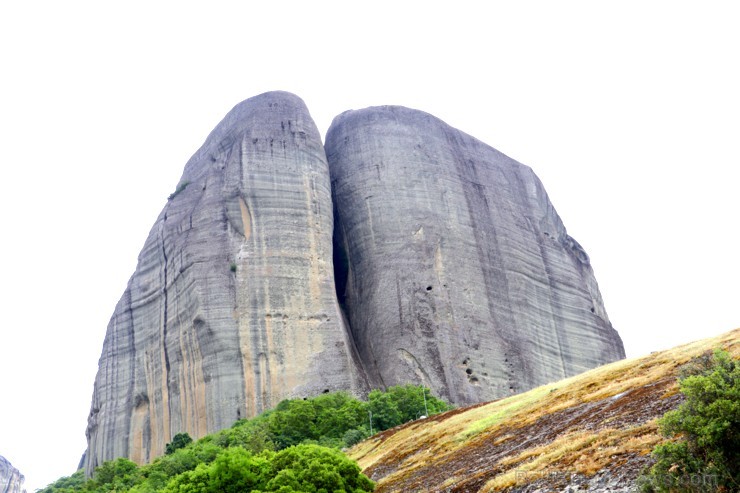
[
  {"x1": 0, "y1": 456, "x2": 25, "y2": 493},
  {"x1": 84, "y1": 92, "x2": 368, "y2": 472},
  {"x1": 85, "y1": 94, "x2": 625, "y2": 472},
  {"x1": 326, "y1": 106, "x2": 625, "y2": 405}
]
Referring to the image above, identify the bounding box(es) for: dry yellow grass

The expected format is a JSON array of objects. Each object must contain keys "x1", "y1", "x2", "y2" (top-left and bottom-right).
[
  {"x1": 349, "y1": 328, "x2": 739, "y2": 492},
  {"x1": 483, "y1": 422, "x2": 663, "y2": 491}
]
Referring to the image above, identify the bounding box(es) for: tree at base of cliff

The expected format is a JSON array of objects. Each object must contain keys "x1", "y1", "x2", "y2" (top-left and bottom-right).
[
  {"x1": 639, "y1": 349, "x2": 739, "y2": 492},
  {"x1": 166, "y1": 432, "x2": 194, "y2": 455},
  {"x1": 162, "y1": 445, "x2": 374, "y2": 493}
]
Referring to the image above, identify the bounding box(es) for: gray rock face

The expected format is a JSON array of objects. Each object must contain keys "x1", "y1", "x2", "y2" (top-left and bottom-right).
[
  {"x1": 85, "y1": 92, "x2": 368, "y2": 472},
  {"x1": 0, "y1": 456, "x2": 25, "y2": 493},
  {"x1": 85, "y1": 93, "x2": 625, "y2": 472},
  {"x1": 326, "y1": 106, "x2": 625, "y2": 405}
]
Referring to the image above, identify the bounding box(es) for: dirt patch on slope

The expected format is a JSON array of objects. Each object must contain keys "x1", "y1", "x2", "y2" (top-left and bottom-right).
[
  {"x1": 351, "y1": 329, "x2": 738, "y2": 492},
  {"x1": 366, "y1": 378, "x2": 681, "y2": 492}
]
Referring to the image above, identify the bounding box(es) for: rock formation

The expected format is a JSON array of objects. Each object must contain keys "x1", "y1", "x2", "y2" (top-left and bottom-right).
[
  {"x1": 0, "y1": 456, "x2": 25, "y2": 493},
  {"x1": 84, "y1": 92, "x2": 368, "y2": 472},
  {"x1": 326, "y1": 106, "x2": 625, "y2": 404},
  {"x1": 84, "y1": 91, "x2": 625, "y2": 472}
]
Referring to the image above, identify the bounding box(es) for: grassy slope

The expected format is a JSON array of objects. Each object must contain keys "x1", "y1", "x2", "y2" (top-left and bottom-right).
[{"x1": 348, "y1": 328, "x2": 739, "y2": 492}]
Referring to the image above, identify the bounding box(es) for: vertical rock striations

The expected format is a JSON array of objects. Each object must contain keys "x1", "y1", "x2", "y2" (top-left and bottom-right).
[
  {"x1": 0, "y1": 456, "x2": 25, "y2": 493},
  {"x1": 84, "y1": 92, "x2": 368, "y2": 472},
  {"x1": 326, "y1": 106, "x2": 625, "y2": 405},
  {"x1": 85, "y1": 94, "x2": 625, "y2": 473}
]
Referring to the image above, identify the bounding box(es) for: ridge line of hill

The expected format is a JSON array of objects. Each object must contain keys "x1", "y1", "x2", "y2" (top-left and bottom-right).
[{"x1": 348, "y1": 328, "x2": 739, "y2": 492}]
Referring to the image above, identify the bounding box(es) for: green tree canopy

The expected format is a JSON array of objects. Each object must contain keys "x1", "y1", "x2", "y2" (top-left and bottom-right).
[
  {"x1": 39, "y1": 386, "x2": 449, "y2": 493},
  {"x1": 640, "y1": 349, "x2": 739, "y2": 492},
  {"x1": 165, "y1": 432, "x2": 194, "y2": 455},
  {"x1": 163, "y1": 445, "x2": 373, "y2": 493}
]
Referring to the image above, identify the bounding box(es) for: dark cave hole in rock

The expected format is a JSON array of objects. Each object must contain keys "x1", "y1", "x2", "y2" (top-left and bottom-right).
[
  {"x1": 591, "y1": 307, "x2": 595, "y2": 313},
  {"x1": 323, "y1": 389, "x2": 330, "y2": 393},
  {"x1": 465, "y1": 368, "x2": 473, "y2": 375},
  {"x1": 426, "y1": 286, "x2": 433, "y2": 291}
]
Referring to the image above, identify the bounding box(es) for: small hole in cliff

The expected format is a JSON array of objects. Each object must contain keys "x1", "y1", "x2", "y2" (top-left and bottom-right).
[
  {"x1": 590, "y1": 307, "x2": 595, "y2": 313},
  {"x1": 426, "y1": 286, "x2": 433, "y2": 291},
  {"x1": 462, "y1": 358, "x2": 468, "y2": 365},
  {"x1": 134, "y1": 393, "x2": 149, "y2": 408},
  {"x1": 465, "y1": 368, "x2": 473, "y2": 375},
  {"x1": 470, "y1": 376, "x2": 479, "y2": 383},
  {"x1": 323, "y1": 389, "x2": 330, "y2": 394}
]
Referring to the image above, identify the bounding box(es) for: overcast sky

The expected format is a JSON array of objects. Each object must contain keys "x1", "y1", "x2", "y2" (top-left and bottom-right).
[{"x1": 1, "y1": 1, "x2": 738, "y2": 490}]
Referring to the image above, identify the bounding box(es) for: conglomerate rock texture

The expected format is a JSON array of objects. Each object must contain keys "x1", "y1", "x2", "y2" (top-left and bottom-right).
[
  {"x1": 326, "y1": 106, "x2": 625, "y2": 404},
  {"x1": 0, "y1": 456, "x2": 25, "y2": 493},
  {"x1": 85, "y1": 92, "x2": 625, "y2": 472}
]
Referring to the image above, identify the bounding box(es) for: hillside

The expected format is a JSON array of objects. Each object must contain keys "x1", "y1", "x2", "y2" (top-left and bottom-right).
[{"x1": 348, "y1": 328, "x2": 739, "y2": 492}]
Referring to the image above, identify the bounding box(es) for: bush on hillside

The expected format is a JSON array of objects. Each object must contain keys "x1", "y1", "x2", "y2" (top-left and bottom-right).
[
  {"x1": 639, "y1": 349, "x2": 739, "y2": 492},
  {"x1": 368, "y1": 384, "x2": 451, "y2": 429}
]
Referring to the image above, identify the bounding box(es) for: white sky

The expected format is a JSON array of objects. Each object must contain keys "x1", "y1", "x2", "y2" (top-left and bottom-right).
[{"x1": 1, "y1": 2, "x2": 738, "y2": 490}]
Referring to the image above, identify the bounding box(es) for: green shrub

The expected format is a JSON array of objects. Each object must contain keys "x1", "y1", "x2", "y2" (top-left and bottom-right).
[
  {"x1": 343, "y1": 427, "x2": 370, "y2": 448},
  {"x1": 165, "y1": 432, "x2": 193, "y2": 455},
  {"x1": 84, "y1": 457, "x2": 141, "y2": 492},
  {"x1": 163, "y1": 445, "x2": 374, "y2": 493},
  {"x1": 36, "y1": 470, "x2": 86, "y2": 492},
  {"x1": 639, "y1": 349, "x2": 739, "y2": 492},
  {"x1": 265, "y1": 444, "x2": 374, "y2": 492},
  {"x1": 221, "y1": 416, "x2": 276, "y2": 453},
  {"x1": 163, "y1": 447, "x2": 270, "y2": 493},
  {"x1": 368, "y1": 384, "x2": 452, "y2": 430},
  {"x1": 168, "y1": 181, "x2": 191, "y2": 200},
  {"x1": 39, "y1": 387, "x2": 448, "y2": 492}
]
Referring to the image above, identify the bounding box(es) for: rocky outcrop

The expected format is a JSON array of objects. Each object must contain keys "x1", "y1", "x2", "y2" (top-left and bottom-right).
[
  {"x1": 0, "y1": 456, "x2": 25, "y2": 493},
  {"x1": 326, "y1": 106, "x2": 624, "y2": 404},
  {"x1": 85, "y1": 92, "x2": 625, "y2": 472},
  {"x1": 84, "y1": 92, "x2": 368, "y2": 472}
]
